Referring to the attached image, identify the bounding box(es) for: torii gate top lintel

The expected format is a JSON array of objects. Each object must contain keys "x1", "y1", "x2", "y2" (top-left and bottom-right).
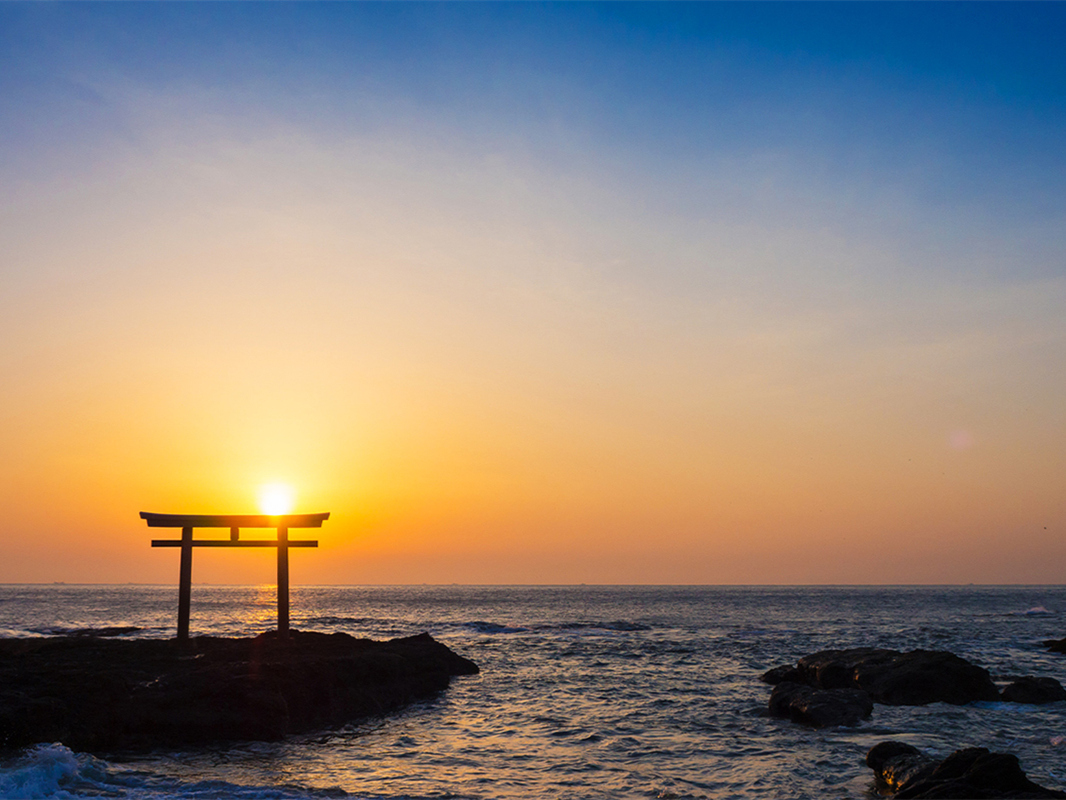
[{"x1": 140, "y1": 512, "x2": 329, "y2": 528}]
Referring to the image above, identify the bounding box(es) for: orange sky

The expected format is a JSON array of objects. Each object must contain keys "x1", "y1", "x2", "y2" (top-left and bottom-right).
[{"x1": 2, "y1": 5, "x2": 1065, "y2": 584}]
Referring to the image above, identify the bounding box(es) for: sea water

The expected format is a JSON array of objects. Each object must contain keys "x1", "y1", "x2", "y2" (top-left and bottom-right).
[{"x1": 1, "y1": 585, "x2": 1065, "y2": 799}]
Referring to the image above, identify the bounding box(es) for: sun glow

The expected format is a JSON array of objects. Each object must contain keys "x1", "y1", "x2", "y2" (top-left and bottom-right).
[{"x1": 258, "y1": 483, "x2": 295, "y2": 515}]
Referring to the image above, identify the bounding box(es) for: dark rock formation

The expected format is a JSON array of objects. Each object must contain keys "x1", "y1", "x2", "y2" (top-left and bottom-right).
[
  {"x1": 0, "y1": 630, "x2": 478, "y2": 752},
  {"x1": 767, "y1": 681, "x2": 873, "y2": 727},
  {"x1": 1043, "y1": 637, "x2": 1066, "y2": 655},
  {"x1": 866, "y1": 741, "x2": 1066, "y2": 798},
  {"x1": 762, "y1": 648, "x2": 999, "y2": 705},
  {"x1": 1001, "y1": 676, "x2": 1066, "y2": 704}
]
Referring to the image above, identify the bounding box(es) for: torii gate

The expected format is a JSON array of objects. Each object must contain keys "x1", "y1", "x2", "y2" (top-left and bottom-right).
[{"x1": 141, "y1": 511, "x2": 329, "y2": 642}]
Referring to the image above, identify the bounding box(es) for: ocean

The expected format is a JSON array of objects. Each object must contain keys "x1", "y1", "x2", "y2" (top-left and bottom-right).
[{"x1": 1, "y1": 585, "x2": 1065, "y2": 799}]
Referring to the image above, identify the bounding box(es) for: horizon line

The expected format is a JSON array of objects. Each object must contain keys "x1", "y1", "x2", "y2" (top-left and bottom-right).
[{"x1": 3, "y1": 582, "x2": 1063, "y2": 589}]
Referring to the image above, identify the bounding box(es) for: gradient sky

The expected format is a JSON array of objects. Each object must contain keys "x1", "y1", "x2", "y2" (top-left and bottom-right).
[{"x1": 2, "y1": 3, "x2": 1065, "y2": 585}]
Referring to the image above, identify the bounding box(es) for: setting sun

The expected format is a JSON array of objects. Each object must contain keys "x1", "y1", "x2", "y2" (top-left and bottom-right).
[{"x1": 258, "y1": 483, "x2": 295, "y2": 516}]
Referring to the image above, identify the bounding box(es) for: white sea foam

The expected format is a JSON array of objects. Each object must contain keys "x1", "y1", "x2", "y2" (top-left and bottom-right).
[
  {"x1": 0, "y1": 743, "x2": 110, "y2": 799},
  {"x1": 1007, "y1": 605, "x2": 1055, "y2": 616},
  {"x1": 0, "y1": 744, "x2": 348, "y2": 800}
]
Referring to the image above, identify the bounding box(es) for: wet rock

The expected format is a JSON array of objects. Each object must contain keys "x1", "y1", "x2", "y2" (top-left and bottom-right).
[
  {"x1": 1043, "y1": 637, "x2": 1066, "y2": 655},
  {"x1": 760, "y1": 664, "x2": 803, "y2": 685},
  {"x1": 0, "y1": 630, "x2": 478, "y2": 752},
  {"x1": 866, "y1": 741, "x2": 1066, "y2": 798},
  {"x1": 1001, "y1": 676, "x2": 1066, "y2": 704},
  {"x1": 763, "y1": 648, "x2": 999, "y2": 705},
  {"x1": 767, "y1": 681, "x2": 873, "y2": 727},
  {"x1": 866, "y1": 741, "x2": 939, "y2": 793}
]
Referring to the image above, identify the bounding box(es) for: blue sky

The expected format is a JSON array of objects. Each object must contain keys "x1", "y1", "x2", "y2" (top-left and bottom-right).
[
  {"x1": 6, "y1": 3, "x2": 1066, "y2": 203},
  {"x1": 5, "y1": 3, "x2": 1065, "y2": 294}
]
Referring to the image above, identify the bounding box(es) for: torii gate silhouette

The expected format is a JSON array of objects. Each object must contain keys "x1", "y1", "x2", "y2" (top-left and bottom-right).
[{"x1": 141, "y1": 511, "x2": 329, "y2": 642}]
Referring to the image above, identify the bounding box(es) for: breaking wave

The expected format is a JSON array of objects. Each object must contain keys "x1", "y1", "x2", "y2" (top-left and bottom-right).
[{"x1": 0, "y1": 743, "x2": 352, "y2": 800}]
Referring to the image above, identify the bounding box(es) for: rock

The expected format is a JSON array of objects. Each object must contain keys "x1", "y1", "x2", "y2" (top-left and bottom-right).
[
  {"x1": 762, "y1": 648, "x2": 999, "y2": 705},
  {"x1": 767, "y1": 681, "x2": 873, "y2": 727},
  {"x1": 761, "y1": 664, "x2": 803, "y2": 684},
  {"x1": 866, "y1": 741, "x2": 939, "y2": 793},
  {"x1": 866, "y1": 741, "x2": 1066, "y2": 798},
  {"x1": 0, "y1": 630, "x2": 478, "y2": 752},
  {"x1": 1043, "y1": 637, "x2": 1066, "y2": 655},
  {"x1": 1001, "y1": 676, "x2": 1066, "y2": 704}
]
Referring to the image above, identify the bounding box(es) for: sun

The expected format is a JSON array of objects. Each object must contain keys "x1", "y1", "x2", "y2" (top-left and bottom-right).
[{"x1": 258, "y1": 483, "x2": 295, "y2": 515}]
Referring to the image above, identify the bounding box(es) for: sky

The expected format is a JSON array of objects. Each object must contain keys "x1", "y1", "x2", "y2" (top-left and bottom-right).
[{"x1": 1, "y1": 2, "x2": 1065, "y2": 585}]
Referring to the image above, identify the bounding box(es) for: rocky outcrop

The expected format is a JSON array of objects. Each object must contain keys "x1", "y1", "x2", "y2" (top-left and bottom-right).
[
  {"x1": 0, "y1": 630, "x2": 478, "y2": 752},
  {"x1": 1000, "y1": 676, "x2": 1066, "y2": 704},
  {"x1": 763, "y1": 648, "x2": 999, "y2": 705},
  {"x1": 767, "y1": 681, "x2": 873, "y2": 727},
  {"x1": 866, "y1": 741, "x2": 1066, "y2": 798}
]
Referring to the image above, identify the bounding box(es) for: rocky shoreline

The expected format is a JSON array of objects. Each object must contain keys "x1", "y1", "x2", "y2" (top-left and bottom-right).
[
  {"x1": 0, "y1": 630, "x2": 478, "y2": 752},
  {"x1": 761, "y1": 646, "x2": 1066, "y2": 797}
]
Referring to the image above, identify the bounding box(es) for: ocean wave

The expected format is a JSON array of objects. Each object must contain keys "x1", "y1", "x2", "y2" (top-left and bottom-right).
[
  {"x1": 545, "y1": 620, "x2": 652, "y2": 633},
  {"x1": 301, "y1": 616, "x2": 382, "y2": 628},
  {"x1": 1005, "y1": 606, "x2": 1055, "y2": 616},
  {"x1": 25, "y1": 626, "x2": 143, "y2": 638},
  {"x1": 0, "y1": 743, "x2": 127, "y2": 799},
  {"x1": 0, "y1": 744, "x2": 352, "y2": 799},
  {"x1": 462, "y1": 620, "x2": 528, "y2": 634},
  {"x1": 970, "y1": 700, "x2": 1043, "y2": 711}
]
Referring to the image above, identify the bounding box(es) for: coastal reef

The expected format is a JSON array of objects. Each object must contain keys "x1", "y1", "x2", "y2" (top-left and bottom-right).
[
  {"x1": 763, "y1": 648, "x2": 1066, "y2": 727},
  {"x1": 763, "y1": 648, "x2": 1000, "y2": 706},
  {"x1": 0, "y1": 630, "x2": 478, "y2": 752},
  {"x1": 866, "y1": 741, "x2": 1066, "y2": 798}
]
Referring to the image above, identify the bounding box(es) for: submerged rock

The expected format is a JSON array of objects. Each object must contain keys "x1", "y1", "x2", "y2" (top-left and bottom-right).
[
  {"x1": 0, "y1": 630, "x2": 478, "y2": 752},
  {"x1": 1000, "y1": 676, "x2": 1066, "y2": 704},
  {"x1": 767, "y1": 681, "x2": 873, "y2": 727},
  {"x1": 763, "y1": 648, "x2": 999, "y2": 706},
  {"x1": 866, "y1": 741, "x2": 1066, "y2": 798}
]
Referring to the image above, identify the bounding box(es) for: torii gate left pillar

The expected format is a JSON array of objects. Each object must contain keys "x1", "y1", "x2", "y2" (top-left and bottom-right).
[{"x1": 141, "y1": 512, "x2": 329, "y2": 642}]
